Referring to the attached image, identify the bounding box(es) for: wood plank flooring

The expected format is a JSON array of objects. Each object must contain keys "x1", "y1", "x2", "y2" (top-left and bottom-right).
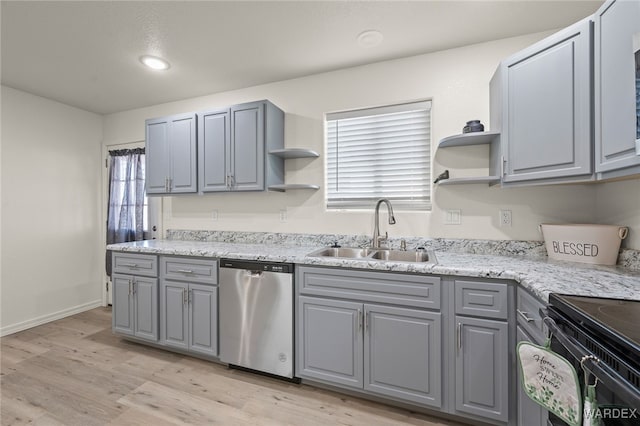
[{"x1": 1, "y1": 308, "x2": 468, "y2": 425}]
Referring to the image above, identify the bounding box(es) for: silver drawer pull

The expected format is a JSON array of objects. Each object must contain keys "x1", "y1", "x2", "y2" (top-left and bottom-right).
[
  {"x1": 177, "y1": 269, "x2": 194, "y2": 274},
  {"x1": 517, "y1": 309, "x2": 535, "y2": 323},
  {"x1": 122, "y1": 263, "x2": 138, "y2": 268}
]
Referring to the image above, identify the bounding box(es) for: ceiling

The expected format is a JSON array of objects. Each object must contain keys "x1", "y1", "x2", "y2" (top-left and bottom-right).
[{"x1": 1, "y1": 1, "x2": 603, "y2": 115}]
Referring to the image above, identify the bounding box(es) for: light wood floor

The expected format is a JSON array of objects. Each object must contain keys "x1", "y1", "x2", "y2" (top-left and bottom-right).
[{"x1": 1, "y1": 308, "x2": 468, "y2": 426}]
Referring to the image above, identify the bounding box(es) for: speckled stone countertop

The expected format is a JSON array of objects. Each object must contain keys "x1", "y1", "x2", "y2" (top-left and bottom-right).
[{"x1": 107, "y1": 231, "x2": 640, "y2": 304}]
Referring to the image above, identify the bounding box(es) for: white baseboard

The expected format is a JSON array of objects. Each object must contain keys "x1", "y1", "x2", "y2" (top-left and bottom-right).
[{"x1": 1, "y1": 300, "x2": 103, "y2": 337}]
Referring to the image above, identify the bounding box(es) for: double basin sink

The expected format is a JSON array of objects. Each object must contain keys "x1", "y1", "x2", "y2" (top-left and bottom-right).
[{"x1": 307, "y1": 246, "x2": 436, "y2": 264}]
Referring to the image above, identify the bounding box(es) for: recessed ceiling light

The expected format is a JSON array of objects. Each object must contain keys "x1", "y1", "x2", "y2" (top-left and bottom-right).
[
  {"x1": 357, "y1": 30, "x2": 383, "y2": 48},
  {"x1": 139, "y1": 55, "x2": 170, "y2": 71}
]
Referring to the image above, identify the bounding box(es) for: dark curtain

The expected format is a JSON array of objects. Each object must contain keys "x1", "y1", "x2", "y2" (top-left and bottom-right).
[{"x1": 106, "y1": 148, "x2": 146, "y2": 276}]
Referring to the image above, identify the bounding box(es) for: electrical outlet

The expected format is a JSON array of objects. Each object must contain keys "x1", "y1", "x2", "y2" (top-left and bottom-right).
[
  {"x1": 211, "y1": 210, "x2": 218, "y2": 221},
  {"x1": 279, "y1": 209, "x2": 287, "y2": 223},
  {"x1": 444, "y1": 209, "x2": 461, "y2": 225},
  {"x1": 499, "y1": 210, "x2": 512, "y2": 227}
]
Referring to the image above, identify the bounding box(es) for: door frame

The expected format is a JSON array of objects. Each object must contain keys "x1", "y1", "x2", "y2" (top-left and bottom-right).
[{"x1": 102, "y1": 141, "x2": 162, "y2": 306}]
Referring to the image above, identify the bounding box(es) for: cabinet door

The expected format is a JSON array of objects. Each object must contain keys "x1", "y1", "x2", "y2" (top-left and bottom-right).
[
  {"x1": 230, "y1": 102, "x2": 264, "y2": 191},
  {"x1": 595, "y1": 0, "x2": 640, "y2": 174},
  {"x1": 133, "y1": 277, "x2": 158, "y2": 341},
  {"x1": 364, "y1": 304, "x2": 442, "y2": 408},
  {"x1": 517, "y1": 326, "x2": 547, "y2": 426},
  {"x1": 198, "y1": 109, "x2": 230, "y2": 192},
  {"x1": 168, "y1": 113, "x2": 197, "y2": 193},
  {"x1": 145, "y1": 117, "x2": 170, "y2": 194},
  {"x1": 160, "y1": 281, "x2": 188, "y2": 350},
  {"x1": 455, "y1": 316, "x2": 508, "y2": 422},
  {"x1": 501, "y1": 18, "x2": 592, "y2": 183},
  {"x1": 297, "y1": 296, "x2": 363, "y2": 389},
  {"x1": 112, "y1": 274, "x2": 134, "y2": 335},
  {"x1": 189, "y1": 284, "x2": 218, "y2": 357}
]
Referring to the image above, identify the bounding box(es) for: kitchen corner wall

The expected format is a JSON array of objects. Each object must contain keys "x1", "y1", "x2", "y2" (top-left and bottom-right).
[
  {"x1": 102, "y1": 31, "x2": 638, "y2": 249},
  {"x1": 1, "y1": 86, "x2": 103, "y2": 335}
]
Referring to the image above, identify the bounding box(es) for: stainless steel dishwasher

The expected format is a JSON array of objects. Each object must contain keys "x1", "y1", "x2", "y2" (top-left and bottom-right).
[{"x1": 219, "y1": 259, "x2": 294, "y2": 379}]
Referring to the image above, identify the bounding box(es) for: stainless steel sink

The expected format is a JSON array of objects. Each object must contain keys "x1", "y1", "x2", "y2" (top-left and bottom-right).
[
  {"x1": 306, "y1": 247, "x2": 436, "y2": 264},
  {"x1": 371, "y1": 249, "x2": 433, "y2": 263},
  {"x1": 306, "y1": 247, "x2": 376, "y2": 259}
]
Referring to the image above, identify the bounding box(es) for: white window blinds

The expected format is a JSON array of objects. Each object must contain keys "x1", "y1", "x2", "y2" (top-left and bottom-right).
[{"x1": 326, "y1": 101, "x2": 432, "y2": 210}]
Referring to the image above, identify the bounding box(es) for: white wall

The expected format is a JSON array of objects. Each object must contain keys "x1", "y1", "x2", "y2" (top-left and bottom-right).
[
  {"x1": 595, "y1": 179, "x2": 640, "y2": 249},
  {"x1": 1, "y1": 86, "x2": 103, "y2": 335},
  {"x1": 103, "y1": 32, "x2": 609, "y2": 246}
]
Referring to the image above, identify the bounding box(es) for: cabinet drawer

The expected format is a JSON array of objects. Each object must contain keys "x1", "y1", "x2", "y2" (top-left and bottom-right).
[
  {"x1": 297, "y1": 266, "x2": 440, "y2": 310},
  {"x1": 455, "y1": 280, "x2": 508, "y2": 319},
  {"x1": 113, "y1": 253, "x2": 158, "y2": 277},
  {"x1": 160, "y1": 256, "x2": 218, "y2": 285},
  {"x1": 516, "y1": 288, "x2": 545, "y2": 343}
]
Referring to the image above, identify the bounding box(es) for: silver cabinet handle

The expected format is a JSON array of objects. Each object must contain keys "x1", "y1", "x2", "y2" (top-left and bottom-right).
[
  {"x1": 165, "y1": 177, "x2": 169, "y2": 192},
  {"x1": 188, "y1": 289, "x2": 192, "y2": 304},
  {"x1": 228, "y1": 175, "x2": 235, "y2": 189},
  {"x1": 177, "y1": 269, "x2": 194, "y2": 274},
  {"x1": 132, "y1": 279, "x2": 136, "y2": 295},
  {"x1": 517, "y1": 309, "x2": 535, "y2": 323},
  {"x1": 226, "y1": 175, "x2": 230, "y2": 189},
  {"x1": 168, "y1": 177, "x2": 172, "y2": 191},
  {"x1": 128, "y1": 279, "x2": 132, "y2": 296},
  {"x1": 365, "y1": 311, "x2": 370, "y2": 332},
  {"x1": 183, "y1": 288, "x2": 187, "y2": 304},
  {"x1": 358, "y1": 309, "x2": 362, "y2": 331},
  {"x1": 122, "y1": 263, "x2": 138, "y2": 268},
  {"x1": 457, "y1": 322, "x2": 462, "y2": 352}
]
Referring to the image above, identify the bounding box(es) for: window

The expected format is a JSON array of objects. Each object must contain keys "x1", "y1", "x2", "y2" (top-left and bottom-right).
[{"x1": 326, "y1": 100, "x2": 432, "y2": 210}]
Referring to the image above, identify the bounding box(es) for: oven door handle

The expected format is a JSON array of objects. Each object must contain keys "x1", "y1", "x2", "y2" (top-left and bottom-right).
[{"x1": 543, "y1": 316, "x2": 640, "y2": 408}]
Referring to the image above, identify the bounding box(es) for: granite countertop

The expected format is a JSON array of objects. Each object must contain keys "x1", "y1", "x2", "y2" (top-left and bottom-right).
[{"x1": 107, "y1": 238, "x2": 640, "y2": 303}]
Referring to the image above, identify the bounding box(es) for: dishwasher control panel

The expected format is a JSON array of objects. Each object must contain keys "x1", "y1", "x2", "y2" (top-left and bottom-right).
[{"x1": 220, "y1": 259, "x2": 293, "y2": 274}]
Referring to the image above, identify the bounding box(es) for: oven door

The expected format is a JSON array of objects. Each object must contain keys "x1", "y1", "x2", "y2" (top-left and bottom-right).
[{"x1": 544, "y1": 311, "x2": 640, "y2": 426}]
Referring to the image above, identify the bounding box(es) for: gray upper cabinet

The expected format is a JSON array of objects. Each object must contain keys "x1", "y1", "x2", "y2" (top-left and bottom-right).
[
  {"x1": 491, "y1": 18, "x2": 593, "y2": 185},
  {"x1": 364, "y1": 304, "x2": 442, "y2": 408},
  {"x1": 594, "y1": 0, "x2": 640, "y2": 178},
  {"x1": 198, "y1": 100, "x2": 284, "y2": 192},
  {"x1": 146, "y1": 113, "x2": 197, "y2": 195},
  {"x1": 198, "y1": 108, "x2": 230, "y2": 192}
]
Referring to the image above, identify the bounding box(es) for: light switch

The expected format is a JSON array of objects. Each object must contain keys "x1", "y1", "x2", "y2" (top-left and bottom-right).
[{"x1": 445, "y1": 209, "x2": 461, "y2": 225}]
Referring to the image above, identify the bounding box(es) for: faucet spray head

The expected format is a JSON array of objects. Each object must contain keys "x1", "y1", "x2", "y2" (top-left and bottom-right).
[{"x1": 389, "y1": 215, "x2": 396, "y2": 225}]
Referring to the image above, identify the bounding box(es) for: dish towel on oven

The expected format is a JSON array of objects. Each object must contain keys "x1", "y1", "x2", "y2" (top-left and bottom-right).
[{"x1": 517, "y1": 341, "x2": 582, "y2": 426}]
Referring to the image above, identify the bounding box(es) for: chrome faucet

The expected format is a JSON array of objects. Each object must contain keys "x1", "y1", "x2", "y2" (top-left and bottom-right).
[{"x1": 372, "y1": 198, "x2": 396, "y2": 248}]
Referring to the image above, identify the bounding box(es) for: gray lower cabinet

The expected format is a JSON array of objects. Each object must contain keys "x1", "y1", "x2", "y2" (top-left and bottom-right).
[
  {"x1": 364, "y1": 304, "x2": 442, "y2": 407},
  {"x1": 160, "y1": 281, "x2": 218, "y2": 357},
  {"x1": 491, "y1": 18, "x2": 593, "y2": 185},
  {"x1": 298, "y1": 296, "x2": 442, "y2": 408},
  {"x1": 159, "y1": 256, "x2": 219, "y2": 357},
  {"x1": 298, "y1": 296, "x2": 363, "y2": 388},
  {"x1": 453, "y1": 278, "x2": 511, "y2": 424},
  {"x1": 112, "y1": 273, "x2": 158, "y2": 341},
  {"x1": 197, "y1": 100, "x2": 284, "y2": 192},
  {"x1": 146, "y1": 112, "x2": 198, "y2": 195},
  {"x1": 594, "y1": 0, "x2": 640, "y2": 178},
  {"x1": 455, "y1": 316, "x2": 509, "y2": 422},
  {"x1": 517, "y1": 326, "x2": 547, "y2": 426},
  {"x1": 516, "y1": 289, "x2": 547, "y2": 426},
  {"x1": 296, "y1": 266, "x2": 443, "y2": 410}
]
